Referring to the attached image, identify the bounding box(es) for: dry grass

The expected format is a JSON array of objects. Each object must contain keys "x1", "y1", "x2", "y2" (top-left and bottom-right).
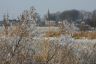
[
  {"x1": 9, "y1": 26, "x2": 29, "y2": 37},
  {"x1": 45, "y1": 31, "x2": 61, "y2": 37},
  {"x1": 72, "y1": 32, "x2": 96, "y2": 39},
  {"x1": 1, "y1": 36, "x2": 96, "y2": 64}
]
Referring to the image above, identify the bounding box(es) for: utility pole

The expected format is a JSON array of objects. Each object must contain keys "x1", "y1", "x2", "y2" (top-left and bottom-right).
[{"x1": 3, "y1": 14, "x2": 9, "y2": 35}]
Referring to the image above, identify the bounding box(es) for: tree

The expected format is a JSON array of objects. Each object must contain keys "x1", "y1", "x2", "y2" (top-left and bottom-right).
[
  {"x1": 92, "y1": 10, "x2": 96, "y2": 27},
  {"x1": 60, "y1": 10, "x2": 80, "y2": 21}
]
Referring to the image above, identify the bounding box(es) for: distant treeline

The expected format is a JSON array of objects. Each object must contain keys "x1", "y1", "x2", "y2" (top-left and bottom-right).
[
  {"x1": 41, "y1": 9, "x2": 96, "y2": 27},
  {"x1": 1, "y1": 9, "x2": 96, "y2": 27}
]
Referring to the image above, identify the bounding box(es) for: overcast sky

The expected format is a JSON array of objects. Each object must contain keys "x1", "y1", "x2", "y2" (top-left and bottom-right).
[{"x1": 0, "y1": 0, "x2": 96, "y2": 19}]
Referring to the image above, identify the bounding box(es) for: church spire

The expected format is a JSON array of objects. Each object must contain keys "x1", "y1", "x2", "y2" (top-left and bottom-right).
[{"x1": 47, "y1": 9, "x2": 50, "y2": 21}]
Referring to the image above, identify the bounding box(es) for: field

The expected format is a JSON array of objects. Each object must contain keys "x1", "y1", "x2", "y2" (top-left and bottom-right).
[{"x1": 0, "y1": 25, "x2": 96, "y2": 64}]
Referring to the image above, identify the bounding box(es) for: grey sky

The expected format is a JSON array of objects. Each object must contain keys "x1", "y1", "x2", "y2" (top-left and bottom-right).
[{"x1": 0, "y1": 0, "x2": 96, "y2": 19}]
